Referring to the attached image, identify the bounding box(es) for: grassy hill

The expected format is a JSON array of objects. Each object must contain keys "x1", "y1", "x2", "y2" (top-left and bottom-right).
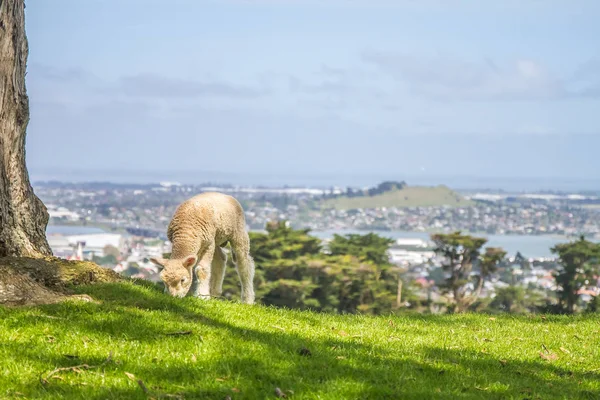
[
  {"x1": 1, "y1": 281, "x2": 599, "y2": 399},
  {"x1": 322, "y1": 185, "x2": 474, "y2": 210}
]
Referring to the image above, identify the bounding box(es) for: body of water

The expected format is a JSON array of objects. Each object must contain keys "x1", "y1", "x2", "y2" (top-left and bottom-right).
[
  {"x1": 310, "y1": 229, "x2": 574, "y2": 259},
  {"x1": 46, "y1": 224, "x2": 577, "y2": 259}
]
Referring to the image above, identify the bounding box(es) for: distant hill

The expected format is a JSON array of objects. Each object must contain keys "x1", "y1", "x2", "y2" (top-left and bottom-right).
[{"x1": 322, "y1": 183, "x2": 473, "y2": 209}]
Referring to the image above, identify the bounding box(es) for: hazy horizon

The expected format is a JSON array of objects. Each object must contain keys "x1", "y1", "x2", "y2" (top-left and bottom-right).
[{"x1": 30, "y1": 167, "x2": 600, "y2": 192}]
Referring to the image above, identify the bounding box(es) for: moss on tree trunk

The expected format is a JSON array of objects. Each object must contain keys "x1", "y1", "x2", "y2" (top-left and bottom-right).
[{"x1": 0, "y1": 256, "x2": 124, "y2": 306}]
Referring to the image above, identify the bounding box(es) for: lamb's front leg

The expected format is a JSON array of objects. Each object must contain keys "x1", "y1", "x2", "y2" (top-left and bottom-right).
[{"x1": 192, "y1": 242, "x2": 215, "y2": 300}]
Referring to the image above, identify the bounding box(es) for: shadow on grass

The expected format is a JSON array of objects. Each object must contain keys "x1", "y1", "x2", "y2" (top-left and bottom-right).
[{"x1": 3, "y1": 281, "x2": 598, "y2": 400}]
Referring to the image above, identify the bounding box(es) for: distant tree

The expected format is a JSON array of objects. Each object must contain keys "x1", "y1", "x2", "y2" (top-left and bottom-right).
[
  {"x1": 431, "y1": 231, "x2": 488, "y2": 313},
  {"x1": 367, "y1": 181, "x2": 406, "y2": 197},
  {"x1": 93, "y1": 254, "x2": 118, "y2": 266},
  {"x1": 488, "y1": 286, "x2": 545, "y2": 314},
  {"x1": 103, "y1": 245, "x2": 120, "y2": 259},
  {"x1": 0, "y1": 0, "x2": 52, "y2": 257},
  {"x1": 586, "y1": 295, "x2": 600, "y2": 313},
  {"x1": 467, "y1": 247, "x2": 506, "y2": 307},
  {"x1": 328, "y1": 233, "x2": 394, "y2": 265},
  {"x1": 551, "y1": 236, "x2": 600, "y2": 314},
  {"x1": 514, "y1": 251, "x2": 531, "y2": 270},
  {"x1": 250, "y1": 220, "x2": 322, "y2": 263},
  {"x1": 223, "y1": 222, "x2": 399, "y2": 314}
]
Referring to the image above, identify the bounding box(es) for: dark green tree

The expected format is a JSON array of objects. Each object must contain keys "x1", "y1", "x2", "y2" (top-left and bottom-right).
[
  {"x1": 469, "y1": 247, "x2": 507, "y2": 305},
  {"x1": 431, "y1": 231, "x2": 488, "y2": 312},
  {"x1": 328, "y1": 232, "x2": 394, "y2": 265},
  {"x1": 222, "y1": 222, "x2": 399, "y2": 314},
  {"x1": 488, "y1": 286, "x2": 545, "y2": 314},
  {"x1": 551, "y1": 236, "x2": 600, "y2": 314}
]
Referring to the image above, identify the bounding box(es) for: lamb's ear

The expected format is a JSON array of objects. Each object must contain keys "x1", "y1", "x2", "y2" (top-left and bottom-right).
[
  {"x1": 150, "y1": 257, "x2": 166, "y2": 270},
  {"x1": 182, "y1": 255, "x2": 198, "y2": 269}
]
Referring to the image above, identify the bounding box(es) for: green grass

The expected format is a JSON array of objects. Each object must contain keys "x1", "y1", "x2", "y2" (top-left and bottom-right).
[
  {"x1": 1, "y1": 281, "x2": 599, "y2": 399},
  {"x1": 322, "y1": 185, "x2": 474, "y2": 210}
]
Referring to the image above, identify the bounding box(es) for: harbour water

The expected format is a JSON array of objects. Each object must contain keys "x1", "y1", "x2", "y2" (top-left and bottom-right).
[
  {"x1": 309, "y1": 229, "x2": 574, "y2": 259},
  {"x1": 47, "y1": 225, "x2": 580, "y2": 259}
]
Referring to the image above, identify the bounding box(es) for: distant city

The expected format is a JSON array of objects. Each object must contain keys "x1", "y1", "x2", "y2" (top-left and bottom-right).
[{"x1": 36, "y1": 179, "x2": 600, "y2": 309}]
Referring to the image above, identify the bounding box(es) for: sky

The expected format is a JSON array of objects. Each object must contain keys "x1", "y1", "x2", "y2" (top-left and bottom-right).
[{"x1": 24, "y1": 0, "x2": 600, "y2": 188}]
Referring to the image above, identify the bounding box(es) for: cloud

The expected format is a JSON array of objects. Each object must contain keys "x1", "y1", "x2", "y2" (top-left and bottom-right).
[
  {"x1": 118, "y1": 74, "x2": 267, "y2": 99},
  {"x1": 362, "y1": 50, "x2": 566, "y2": 101},
  {"x1": 288, "y1": 76, "x2": 352, "y2": 95},
  {"x1": 286, "y1": 65, "x2": 390, "y2": 114},
  {"x1": 567, "y1": 56, "x2": 600, "y2": 98},
  {"x1": 28, "y1": 64, "x2": 267, "y2": 103},
  {"x1": 28, "y1": 63, "x2": 92, "y2": 83}
]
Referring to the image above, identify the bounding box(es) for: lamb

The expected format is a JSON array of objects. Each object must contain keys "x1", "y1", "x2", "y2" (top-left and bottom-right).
[{"x1": 150, "y1": 192, "x2": 255, "y2": 304}]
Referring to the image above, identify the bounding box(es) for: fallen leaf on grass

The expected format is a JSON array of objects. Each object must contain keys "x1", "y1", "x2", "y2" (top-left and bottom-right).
[
  {"x1": 125, "y1": 372, "x2": 136, "y2": 381},
  {"x1": 539, "y1": 352, "x2": 558, "y2": 361},
  {"x1": 274, "y1": 387, "x2": 287, "y2": 398},
  {"x1": 488, "y1": 317, "x2": 496, "y2": 321},
  {"x1": 559, "y1": 347, "x2": 570, "y2": 354}
]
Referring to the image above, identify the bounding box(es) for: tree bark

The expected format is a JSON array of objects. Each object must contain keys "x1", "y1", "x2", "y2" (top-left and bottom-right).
[
  {"x1": 0, "y1": 0, "x2": 52, "y2": 258},
  {"x1": 395, "y1": 277, "x2": 402, "y2": 308}
]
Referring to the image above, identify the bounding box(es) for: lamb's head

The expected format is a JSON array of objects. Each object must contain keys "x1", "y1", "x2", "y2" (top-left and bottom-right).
[{"x1": 150, "y1": 255, "x2": 197, "y2": 297}]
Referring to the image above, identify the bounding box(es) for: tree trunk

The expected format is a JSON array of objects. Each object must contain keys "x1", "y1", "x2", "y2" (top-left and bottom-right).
[
  {"x1": 464, "y1": 275, "x2": 485, "y2": 309},
  {"x1": 0, "y1": 0, "x2": 52, "y2": 258},
  {"x1": 395, "y1": 277, "x2": 402, "y2": 308}
]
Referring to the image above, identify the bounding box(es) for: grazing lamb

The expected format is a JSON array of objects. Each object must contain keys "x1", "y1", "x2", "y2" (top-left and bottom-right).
[{"x1": 150, "y1": 192, "x2": 255, "y2": 304}]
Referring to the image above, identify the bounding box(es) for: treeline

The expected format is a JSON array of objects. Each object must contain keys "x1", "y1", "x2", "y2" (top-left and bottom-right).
[
  {"x1": 321, "y1": 181, "x2": 407, "y2": 200},
  {"x1": 219, "y1": 221, "x2": 600, "y2": 315}
]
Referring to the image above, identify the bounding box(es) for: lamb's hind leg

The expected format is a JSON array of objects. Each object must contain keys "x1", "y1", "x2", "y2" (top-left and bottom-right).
[
  {"x1": 209, "y1": 246, "x2": 227, "y2": 298},
  {"x1": 231, "y1": 235, "x2": 255, "y2": 304}
]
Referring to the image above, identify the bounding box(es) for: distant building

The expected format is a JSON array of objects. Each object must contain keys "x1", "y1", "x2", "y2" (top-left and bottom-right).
[
  {"x1": 48, "y1": 233, "x2": 124, "y2": 260},
  {"x1": 388, "y1": 238, "x2": 436, "y2": 266}
]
